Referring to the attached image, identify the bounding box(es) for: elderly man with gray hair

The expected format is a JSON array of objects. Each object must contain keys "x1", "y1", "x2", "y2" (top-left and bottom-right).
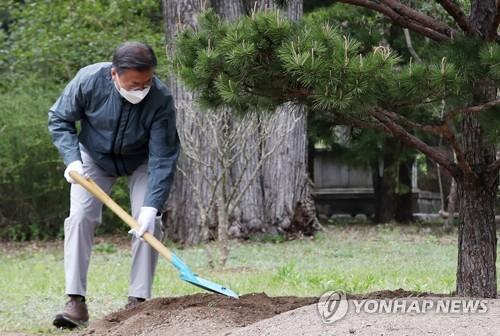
[{"x1": 48, "y1": 41, "x2": 180, "y2": 329}]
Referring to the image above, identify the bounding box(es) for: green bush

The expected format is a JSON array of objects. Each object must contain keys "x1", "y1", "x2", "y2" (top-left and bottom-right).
[
  {"x1": 0, "y1": 83, "x2": 63, "y2": 240},
  {"x1": 0, "y1": 0, "x2": 166, "y2": 240},
  {"x1": 0, "y1": 0, "x2": 166, "y2": 84},
  {"x1": 0, "y1": 82, "x2": 131, "y2": 241}
]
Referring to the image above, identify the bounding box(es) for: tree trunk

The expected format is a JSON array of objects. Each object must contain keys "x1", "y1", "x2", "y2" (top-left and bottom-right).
[
  {"x1": 371, "y1": 137, "x2": 414, "y2": 224},
  {"x1": 212, "y1": 0, "x2": 245, "y2": 20},
  {"x1": 213, "y1": 1, "x2": 266, "y2": 239},
  {"x1": 455, "y1": 1, "x2": 498, "y2": 297},
  {"x1": 262, "y1": 103, "x2": 315, "y2": 235},
  {"x1": 456, "y1": 172, "x2": 497, "y2": 297},
  {"x1": 163, "y1": 0, "x2": 210, "y2": 244},
  {"x1": 258, "y1": 0, "x2": 318, "y2": 236},
  {"x1": 163, "y1": 0, "x2": 317, "y2": 242},
  {"x1": 372, "y1": 140, "x2": 397, "y2": 223},
  {"x1": 456, "y1": 111, "x2": 498, "y2": 297},
  {"x1": 395, "y1": 157, "x2": 414, "y2": 223}
]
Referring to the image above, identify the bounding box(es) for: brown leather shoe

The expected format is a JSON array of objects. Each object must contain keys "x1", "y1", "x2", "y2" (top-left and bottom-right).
[
  {"x1": 53, "y1": 296, "x2": 89, "y2": 329},
  {"x1": 125, "y1": 296, "x2": 145, "y2": 309}
]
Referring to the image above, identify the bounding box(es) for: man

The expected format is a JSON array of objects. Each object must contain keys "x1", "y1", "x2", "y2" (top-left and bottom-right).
[{"x1": 48, "y1": 41, "x2": 180, "y2": 329}]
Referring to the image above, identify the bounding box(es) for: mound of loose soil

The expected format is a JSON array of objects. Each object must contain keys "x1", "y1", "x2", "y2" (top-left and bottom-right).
[
  {"x1": 77, "y1": 293, "x2": 316, "y2": 336},
  {"x1": 77, "y1": 289, "x2": 498, "y2": 336}
]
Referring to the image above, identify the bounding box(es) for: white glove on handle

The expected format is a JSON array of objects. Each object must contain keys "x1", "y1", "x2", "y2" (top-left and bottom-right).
[
  {"x1": 129, "y1": 206, "x2": 158, "y2": 240},
  {"x1": 64, "y1": 160, "x2": 84, "y2": 184}
]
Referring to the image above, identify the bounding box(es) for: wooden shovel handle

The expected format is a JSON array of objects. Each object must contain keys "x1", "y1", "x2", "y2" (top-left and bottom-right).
[{"x1": 69, "y1": 171, "x2": 174, "y2": 263}]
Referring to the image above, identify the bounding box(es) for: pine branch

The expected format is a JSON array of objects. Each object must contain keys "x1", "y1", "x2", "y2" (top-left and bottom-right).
[
  {"x1": 381, "y1": 109, "x2": 445, "y2": 135},
  {"x1": 441, "y1": 122, "x2": 476, "y2": 178},
  {"x1": 435, "y1": 0, "x2": 475, "y2": 35},
  {"x1": 488, "y1": 1, "x2": 500, "y2": 41},
  {"x1": 337, "y1": 0, "x2": 451, "y2": 41},
  {"x1": 383, "y1": 0, "x2": 457, "y2": 37},
  {"x1": 369, "y1": 107, "x2": 460, "y2": 177},
  {"x1": 403, "y1": 28, "x2": 422, "y2": 63},
  {"x1": 379, "y1": 109, "x2": 475, "y2": 177},
  {"x1": 333, "y1": 112, "x2": 387, "y2": 131},
  {"x1": 444, "y1": 98, "x2": 500, "y2": 122}
]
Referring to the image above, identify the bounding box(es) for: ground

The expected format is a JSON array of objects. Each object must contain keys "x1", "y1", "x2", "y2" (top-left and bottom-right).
[
  {"x1": 73, "y1": 291, "x2": 500, "y2": 335},
  {"x1": 1, "y1": 222, "x2": 500, "y2": 335}
]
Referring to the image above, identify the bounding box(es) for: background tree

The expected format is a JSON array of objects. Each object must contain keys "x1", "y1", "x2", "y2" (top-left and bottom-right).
[
  {"x1": 173, "y1": 1, "x2": 500, "y2": 297},
  {"x1": 163, "y1": 0, "x2": 318, "y2": 245},
  {"x1": 178, "y1": 105, "x2": 302, "y2": 266}
]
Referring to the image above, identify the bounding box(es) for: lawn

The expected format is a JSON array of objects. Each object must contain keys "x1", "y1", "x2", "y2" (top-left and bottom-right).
[{"x1": 0, "y1": 222, "x2": 495, "y2": 334}]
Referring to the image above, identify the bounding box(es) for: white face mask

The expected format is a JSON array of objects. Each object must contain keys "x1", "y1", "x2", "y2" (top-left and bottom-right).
[{"x1": 114, "y1": 76, "x2": 151, "y2": 104}]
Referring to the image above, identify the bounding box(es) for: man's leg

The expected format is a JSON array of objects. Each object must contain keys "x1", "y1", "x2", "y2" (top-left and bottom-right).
[
  {"x1": 54, "y1": 147, "x2": 115, "y2": 328},
  {"x1": 64, "y1": 148, "x2": 115, "y2": 296},
  {"x1": 127, "y1": 163, "x2": 164, "y2": 300}
]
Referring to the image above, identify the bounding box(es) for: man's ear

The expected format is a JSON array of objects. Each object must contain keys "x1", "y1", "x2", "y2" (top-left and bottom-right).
[{"x1": 111, "y1": 67, "x2": 117, "y2": 80}]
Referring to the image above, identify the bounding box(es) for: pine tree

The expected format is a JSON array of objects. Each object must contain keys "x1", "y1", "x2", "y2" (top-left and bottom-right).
[{"x1": 173, "y1": 1, "x2": 500, "y2": 297}]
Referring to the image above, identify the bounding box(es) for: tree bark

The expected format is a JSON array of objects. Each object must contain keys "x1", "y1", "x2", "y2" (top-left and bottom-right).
[
  {"x1": 456, "y1": 172, "x2": 497, "y2": 297},
  {"x1": 262, "y1": 103, "x2": 315, "y2": 234},
  {"x1": 454, "y1": 1, "x2": 499, "y2": 297},
  {"x1": 456, "y1": 103, "x2": 498, "y2": 297},
  {"x1": 164, "y1": 0, "x2": 318, "y2": 243},
  {"x1": 213, "y1": 1, "x2": 266, "y2": 239},
  {"x1": 260, "y1": 0, "x2": 318, "y2": 236},
  {"x1": 163, "y1": 0, "x2": 211, "y2": 244}
]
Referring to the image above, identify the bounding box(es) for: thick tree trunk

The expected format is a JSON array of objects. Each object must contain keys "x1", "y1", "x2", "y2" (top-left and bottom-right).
[
  {"x1": 163, "y1": 0, "x2": 210, "y2": 244},
  {"x1": 262, "y1": 103, "x2": 314, "y2": 234},
  {"x1": 214, "y1": 1, "x2": 266, "y2": 239},
  {"x1": 163, "y1": 0, "x2": 317, "y2": 243},
  {"x1": 258, "y1": 0, "x2": 318, "y2": 236},
  {"x1": 212, "y1": 0, "x2": 245, "y2": 20}
]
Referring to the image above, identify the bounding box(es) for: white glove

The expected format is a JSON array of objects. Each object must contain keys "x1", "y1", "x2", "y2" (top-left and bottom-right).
[
  {"x1": 129, "y1": 206, "x2": 159, "y2": 240},
  {"x1": 64, "y1": 160, "x2": 84, "y2": 184}
]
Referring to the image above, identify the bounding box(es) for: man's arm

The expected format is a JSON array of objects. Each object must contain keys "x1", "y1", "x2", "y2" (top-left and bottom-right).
[
  {"x1": 143, "y1": 96, "x2": 181, "y2": 211},
  {"x1": 48, "y1": 74, "x2": 85, "y2": 165}
]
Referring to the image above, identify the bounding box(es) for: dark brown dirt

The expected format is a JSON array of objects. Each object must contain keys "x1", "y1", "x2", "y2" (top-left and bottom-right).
[
  {"x1": 74, "y1": 289, "x2": 455, "y2": 336},
  {"x1": 77, "y1": 293, "x2": 316, "y2": 336}
]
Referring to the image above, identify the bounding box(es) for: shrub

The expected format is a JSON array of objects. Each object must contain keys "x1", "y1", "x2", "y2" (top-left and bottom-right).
[{"x1": 0, "y1": 81, "x2": 130, "y2": 240}]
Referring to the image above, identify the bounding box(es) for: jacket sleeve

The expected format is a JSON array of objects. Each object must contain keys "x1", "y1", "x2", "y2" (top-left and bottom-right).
[
  {"x1": 47, "y1": 73, "x2": 86, "y2": 165},
  {"x1": 143, "y1": 95, "x2": 181, "y2": 211}
]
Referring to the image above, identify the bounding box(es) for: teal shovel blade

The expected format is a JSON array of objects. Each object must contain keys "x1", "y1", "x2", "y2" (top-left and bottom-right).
[{"x1": 170, "y1": 253, "x2": 239, "y2": 299}]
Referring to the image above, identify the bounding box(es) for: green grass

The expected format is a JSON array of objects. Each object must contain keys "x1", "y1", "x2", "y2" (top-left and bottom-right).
[{"x1": 1, "y1": 222, "x2": 498, "y2": 334}]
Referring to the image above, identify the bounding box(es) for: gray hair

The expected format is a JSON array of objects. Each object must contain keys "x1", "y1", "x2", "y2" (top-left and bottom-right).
[{"x1": 112, "y1": 41, "x2": 157, "y2": 74}]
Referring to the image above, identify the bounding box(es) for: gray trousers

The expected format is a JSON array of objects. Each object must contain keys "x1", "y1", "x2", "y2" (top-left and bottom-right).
[{"x1": 64, "y1": 146, "x2": 164, "y2": 299}]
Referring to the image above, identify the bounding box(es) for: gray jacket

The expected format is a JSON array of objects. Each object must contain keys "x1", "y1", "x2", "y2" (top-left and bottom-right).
[{"x1": 48, "y1": 62, "x2": 180, "y2": 210}]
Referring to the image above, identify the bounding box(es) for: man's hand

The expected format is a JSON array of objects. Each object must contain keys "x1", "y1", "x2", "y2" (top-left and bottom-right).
[
  {"x1": 129, "y1": 206, "x2": 158, "y2": 240},
  {"x1": 64, "y1": 160, "x2": 84, "y2": 184}
]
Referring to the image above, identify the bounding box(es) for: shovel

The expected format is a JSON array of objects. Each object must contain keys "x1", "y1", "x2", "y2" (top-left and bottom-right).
[{"x1": 69, "y1": 171, "x2": 239, "y2": 299}]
